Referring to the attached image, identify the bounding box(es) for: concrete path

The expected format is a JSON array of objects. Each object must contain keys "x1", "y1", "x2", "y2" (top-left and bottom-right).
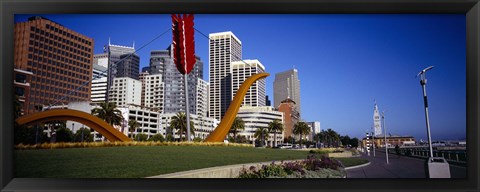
[{"x1": 346, "y1": 150, "x2": 467, "y2": 178}]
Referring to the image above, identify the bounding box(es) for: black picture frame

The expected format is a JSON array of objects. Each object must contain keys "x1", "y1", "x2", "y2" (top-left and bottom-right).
[{"x1": 1, "y1": 0, "x2": 479, "y2": 191}]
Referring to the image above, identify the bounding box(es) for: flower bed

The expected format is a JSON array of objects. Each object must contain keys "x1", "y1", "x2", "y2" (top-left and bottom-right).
[{"x1": 238, "y1": 155, "x2": 346, "y2": 178}]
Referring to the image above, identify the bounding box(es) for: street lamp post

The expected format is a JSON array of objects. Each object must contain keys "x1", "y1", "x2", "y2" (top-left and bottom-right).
[
  {"x1": 382, "y1": 111, "x2": 389, "y2": 164},
  {"x1": 372, "y1": 127, "x2": 376, "y2": 157},
  {"x1": 366, "y1": 132, "x2": 370, "y2": 156},
  {"x1": 417, "y1": 66, "x2": 434, "y2": 158},
  {"x1": 81, "y1": 126, "x2": 84, "y2": 142}
]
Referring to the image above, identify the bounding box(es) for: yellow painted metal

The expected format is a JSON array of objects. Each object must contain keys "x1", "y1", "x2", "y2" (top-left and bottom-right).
[
  {"x1": 16, "y1": 109, "x2": 132, "y2": 142},
  {"x1": 204, "y1": 73, "x2": 269, "y2": 142}
]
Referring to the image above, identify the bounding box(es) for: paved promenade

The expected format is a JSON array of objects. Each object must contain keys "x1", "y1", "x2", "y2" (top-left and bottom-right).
[{"x1": 346, "y1": 150, "x2": 467, "y2": 178}]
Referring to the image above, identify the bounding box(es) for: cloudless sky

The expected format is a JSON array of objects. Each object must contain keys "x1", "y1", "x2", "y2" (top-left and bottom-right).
[{"x1": 15, "y1": 14, "x2": 466, "y2": 140}]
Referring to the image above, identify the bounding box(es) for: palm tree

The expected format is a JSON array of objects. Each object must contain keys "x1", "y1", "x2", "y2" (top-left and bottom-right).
[
  {"x1": 254, "y1": 127, "x2": 269, "y2": 147},
  {"x1": 229, "y1": 117, "x2": 245, "y2": 143},
  {"x1": 293, "y1": 122, "x2": 310, "y2": 148},
  {"x1": 128, "y1": 119, "x2": 140, "y2": 139},
  {"x1": 91, "y1": 102, "x2": 123, "y2": 126},
  {"x1": 326, "y1": 128, "x2": 339, "y2": 147},
  {"x1": 315, "y1": 130, "x2": 328, "y2": 147},
  {"x1": 169, "y1": 112, "x2": 195, "y2": 141},
  {"x1": 268, "y1": 120, "x2": 284, "y2": 147}
]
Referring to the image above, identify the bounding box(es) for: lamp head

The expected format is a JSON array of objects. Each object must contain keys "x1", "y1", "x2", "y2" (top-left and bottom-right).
[{"x1": 416, "y1": 66, "x2": 434, "y2": 77}]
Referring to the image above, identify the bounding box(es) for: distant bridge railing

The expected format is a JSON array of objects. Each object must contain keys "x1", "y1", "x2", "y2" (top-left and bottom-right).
[{"x1": 383, "y1": 147, "x2": 467, "y2": 164}]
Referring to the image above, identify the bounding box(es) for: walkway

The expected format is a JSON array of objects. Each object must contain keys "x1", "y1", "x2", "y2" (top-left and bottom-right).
[{"x1": 346, "y1": 150, "x2": 467, "y2": 178}]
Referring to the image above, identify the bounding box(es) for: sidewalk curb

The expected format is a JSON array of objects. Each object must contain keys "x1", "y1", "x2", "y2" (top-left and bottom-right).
[{"x1": 345, "y1": 162, "x2": 371, "y2": 170}]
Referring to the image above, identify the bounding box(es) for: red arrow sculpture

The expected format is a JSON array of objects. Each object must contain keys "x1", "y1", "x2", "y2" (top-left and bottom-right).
[
  {"x1": 172, "y1": 14, "x2": 196, "y2": 142},
  {"x1": 172, "y1": 14, "x2": 196, "y2": 74}
]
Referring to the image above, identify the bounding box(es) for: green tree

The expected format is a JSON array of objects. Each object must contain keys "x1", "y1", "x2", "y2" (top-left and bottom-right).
[
  {"x1": 148, "y1": 133, "x2": 166, "y2": 142},
  {"x1": 325, "y1": 128, "x2": 340, "y2": 147},
  {"x1": 134, "y1": 133, "x2": 148, "y2": 141},
  {"x1": 14, "y1": 125, "x2": 48, "y2": 145},
  {"x1": 128, "y1": 119, "x2": 140, "y2": 139},
  {"x1": 340, "y1": 135, "x2": 351, "y2": 147},
  {"x1": 74, "y1": 127, "x2": 93, "y2": 142},
  {"x1": 267, "y1": 120, "x2": 284, "y2": 147},
  {"x1": 283, "y1": 136, "x2": 294, "y2": 144},
  {"x1": 91, "y1": 102, "x2": 124, "y2": 126},
  {"x1": 349, "y1": 137, "x2": 360, "y2": 148},
  {"x1": 169, "y1": 112, "x2": 195, "y2": 141},
  {"x1": 254, "y1": 127, "x2": 269, "y2": 147},
  {"x1": 293, "y1": 122, "x2": 310, "y2": 148},
  {"x1": 55, "y1": 126, "x2": 74, "y2": 142},
  {"x1": 193, "y1": 137, "x2": 203, "y2": 142},
  {"x1": 166, "y1": 133, "x2": 175, "y2": 142},
  {"x1": 229, "y1": 117, "x2": 245, "y2": 143}
]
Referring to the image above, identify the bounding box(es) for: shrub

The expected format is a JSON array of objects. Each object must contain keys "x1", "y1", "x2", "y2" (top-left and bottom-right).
[
  {"x1": 15, "y1": 141, "x2": 254, "y2": 150},
  {"x1": 73, "y1": 128, "x2": 94, "y2": 142},
  {"x1": 148, "y1": 134, "x2": 165, "y2": 142},
  {"x1": 238, "y1": 155, "x2": 346, "y2": 178},
  {"x1": 134, "y1": 133, "x2": 148, "y2": 141},
  {"x1": 281, "y1": 161, "x2": 305, "y2": 175}
]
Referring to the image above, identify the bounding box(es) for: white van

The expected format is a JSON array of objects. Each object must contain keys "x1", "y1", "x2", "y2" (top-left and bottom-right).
[{"x1": 279, "y1": 143, "x2": 292, "y2": 149}]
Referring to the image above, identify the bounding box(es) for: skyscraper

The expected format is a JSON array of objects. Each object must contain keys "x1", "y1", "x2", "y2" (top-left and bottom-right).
[
  {"x1": 90, "y1": 64, "x2": 108, "y2": 104},
  {"x1": 14, "y1": 16, "x2": 94, "y2": 114},
  {"x1": 143, "y1": 44, "x2": 203, "y2": 114},
  {"x1": 196, "y1": 78, "x2": 209, "y2": 117},
  {"x1": 231, "y1": 59, "x2": 266, "y2": 107},
  {"x1": 277, "y1": 98, "x2": 300, "y2": 139},
  {"x1": 274, "y1": 68, "x2": 301, "y2": 116},
  {"x1": 140, "y1": 71, "x2": 164, "y2": 112},
  {"x1": 105, "y1": 42, "x2": 139, "y2": 100},
  {"x1": 209, "y1": 31, "x2": 242, "y2": 120},
  {"x1": 108, "y1": 77, "x2": 142, "y2": 107}
]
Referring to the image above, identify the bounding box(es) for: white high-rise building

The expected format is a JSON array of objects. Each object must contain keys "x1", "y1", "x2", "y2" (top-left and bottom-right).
[
  {"x1": 118, "y1": 105, "x2": 161, "y2": 139},
  {"x1": 91, "y1": 64, "x2": 108, "y2": 104},
  {"x1": 236, "y1": 106, "x2": 284, "y2": 147},
  {"x1": 93, "y1": 53, "x2": 109, "y2": 69},
  {"x1": 196, "y1": 78, "x2": 209, "y2": 117},
  {"x1": 159, "y1": 113, "x2": 219, "y2": 140},
  {"x1": 209, "y1": 31, "x2": 242, "y2": 120},
  {"x1": 231, "y1": 59, "x2": 266, "y2": 107},
  {"x1": 104, "y1": 43, "x2": 140, "y2": 102},
  {"x1": 306, "y1": 121, "x2": 321, "y2": 141},
  {"x1": 143, "y1": 46, "x2": 203, "y2": 114},
  {"x1": 108, "y1": 77, "x2": 141, "y2": 107},
  {"x1": 141, "y1": 72, "x2": 164, "y2": 112},
  {"x1": 274, "y1": 68, "x2": 301, "y2": 116}
]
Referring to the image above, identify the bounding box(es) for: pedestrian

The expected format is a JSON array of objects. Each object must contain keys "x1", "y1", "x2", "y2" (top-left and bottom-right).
[{"x1": 395, "y1": 145, "x2": 401, "y2": 158}]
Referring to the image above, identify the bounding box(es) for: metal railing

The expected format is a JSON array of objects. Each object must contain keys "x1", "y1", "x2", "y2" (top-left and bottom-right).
[{"x1": 387, "y1": 148, "x2": 466, "y2": 164}]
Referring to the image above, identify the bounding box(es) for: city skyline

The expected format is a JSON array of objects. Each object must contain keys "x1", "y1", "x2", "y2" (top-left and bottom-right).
[{"x1": 14, "y1": 14, "x2": 466, "y2": 141}]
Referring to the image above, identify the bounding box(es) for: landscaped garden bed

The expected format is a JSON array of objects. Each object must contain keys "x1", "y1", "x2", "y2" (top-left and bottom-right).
[{"x1": 238, "y1": 154, "x2": 346, "y2": 178}]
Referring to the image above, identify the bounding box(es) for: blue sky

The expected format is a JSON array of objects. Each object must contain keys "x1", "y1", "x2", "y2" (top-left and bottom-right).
[{"x1": 15, "y1": 14, "x2": 466, "y2": 140}]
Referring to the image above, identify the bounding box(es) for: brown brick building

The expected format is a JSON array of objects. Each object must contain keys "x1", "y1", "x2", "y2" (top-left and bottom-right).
[
  {"x1": 362, "y1": 135, "x2": 416, "y2": 148},
  {"x1": 14, "y1": 16, "x2": 94, "y2": 115},
  {"x1": 277, "y1": 98, "x2": 300, "y2": 139}
]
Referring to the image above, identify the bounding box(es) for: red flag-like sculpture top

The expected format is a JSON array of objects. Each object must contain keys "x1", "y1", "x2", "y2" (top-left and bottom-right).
[{"x1": 172, "y1": 14, "x2": 196, "y2": 75}]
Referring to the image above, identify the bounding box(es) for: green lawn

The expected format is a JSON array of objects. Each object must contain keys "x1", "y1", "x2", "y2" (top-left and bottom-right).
[
  {"x1": 15, "y1": 146, "x2": 311, "y2": 178},
  {"x1": 15, "y1": 146, "x2": 369, "y2": 178}
]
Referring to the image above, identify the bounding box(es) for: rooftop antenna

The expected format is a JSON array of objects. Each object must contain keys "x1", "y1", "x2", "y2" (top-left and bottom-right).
[
  {"x1": 108, "y1": 37, "x2": 111, "y2": 46},
  {"x1": 133, "y1": 41, "x2": 135, "y2": 49}
]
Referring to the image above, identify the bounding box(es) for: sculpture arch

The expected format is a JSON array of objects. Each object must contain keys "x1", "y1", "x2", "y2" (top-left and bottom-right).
[
  {"x1": 205, "y1": 73, "x2": 269, "y2": 142},
  {"x1": 16, "y1": 109, "x2": 132, "y2": 142}
]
